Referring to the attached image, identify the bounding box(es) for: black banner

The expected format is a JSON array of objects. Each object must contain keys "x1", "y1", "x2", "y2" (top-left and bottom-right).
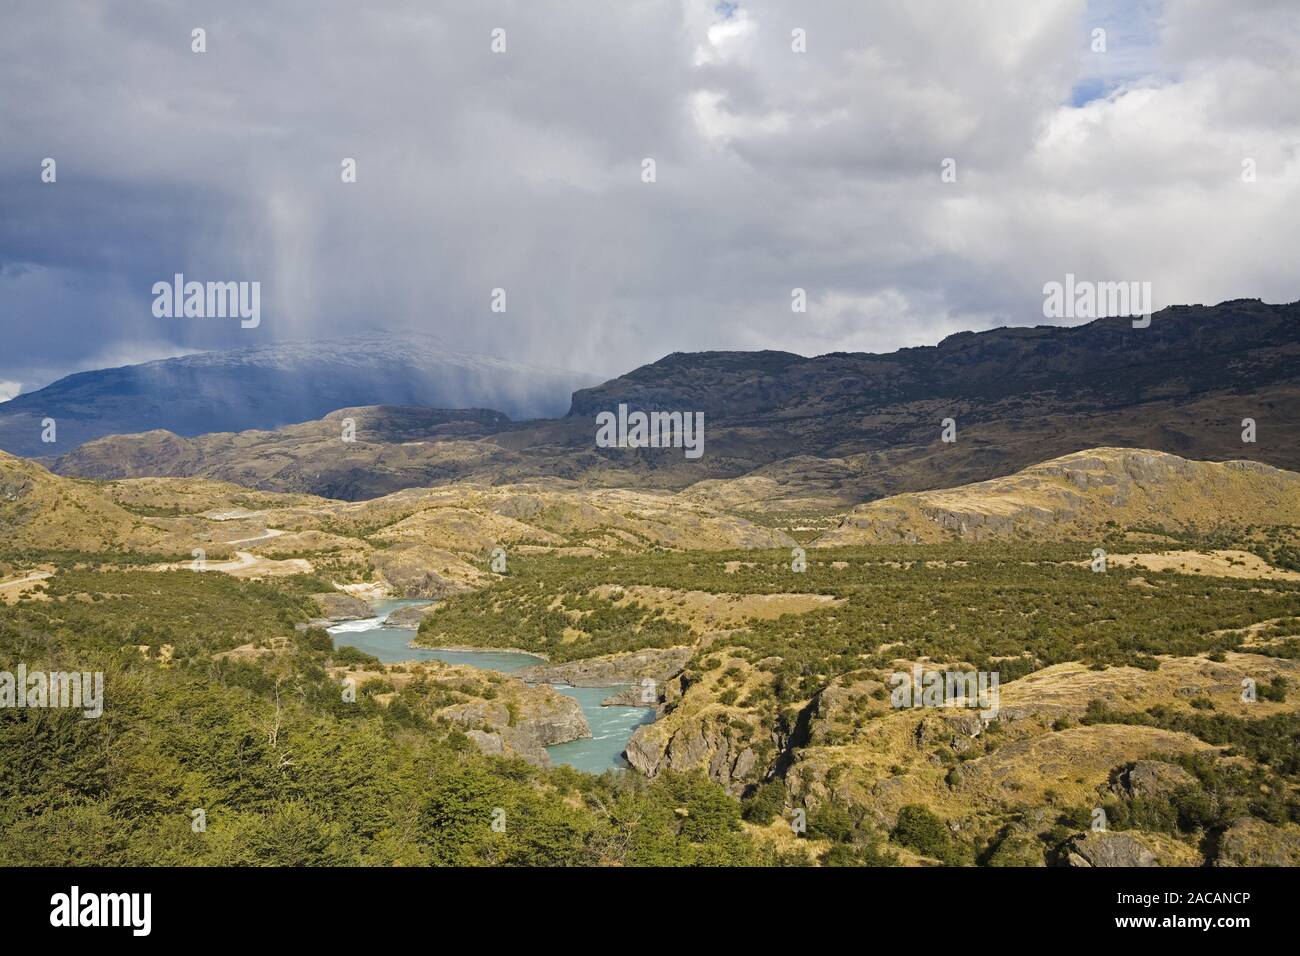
[{"x1": 1, "y1": 865, "x2": 1275, "y2": 942}]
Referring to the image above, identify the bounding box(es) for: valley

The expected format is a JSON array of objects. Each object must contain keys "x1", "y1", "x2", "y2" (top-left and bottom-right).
[
  {"x1": 3, "y1": 427, "x2": 1299, "y2": 866},
  {"x1": 4, "y1": 300, "x2": 1300, "y2": 868}
]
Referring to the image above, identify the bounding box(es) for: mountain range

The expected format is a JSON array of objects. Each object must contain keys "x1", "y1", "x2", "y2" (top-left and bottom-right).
[
  {"x1": 44, "y1": 298, "x2": 1300, "y2": 506},
  {"x1": 0, "y1": 333, "x2": 594, "y2": 457}
]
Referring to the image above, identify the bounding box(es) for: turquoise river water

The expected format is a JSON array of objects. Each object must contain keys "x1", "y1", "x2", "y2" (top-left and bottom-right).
[{"x1": 327, "y1": 599, "x2": 654, "y2": 773}]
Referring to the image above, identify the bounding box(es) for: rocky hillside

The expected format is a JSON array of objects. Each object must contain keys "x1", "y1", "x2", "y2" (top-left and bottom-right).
[
  {"x1": 552, "y1": 298, "x2": 1300, "y2": 505},
  {"x1": 1, "y1": 450, "x2": 796, "y2": 596},
  {"x1": 48, "y1": 299, "x2": 1300, "y2": 508},
  {"x1": 567, "y1": 300, "x2": 1298, "y2": 430},
  {"x1": 0, "y1": 450, "x2": 191, "y2": 553},
  {"x1": 54, "y1": 406, "x2": 516, "y2": 500},
  {"x1": 814, "y1": 448, "x2": 1300, "y2": 546}
]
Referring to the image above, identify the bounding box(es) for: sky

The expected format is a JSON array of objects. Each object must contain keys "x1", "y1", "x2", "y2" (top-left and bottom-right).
[{"x1": 2, "y1": 0, "x2": 1299, "y2": 399}]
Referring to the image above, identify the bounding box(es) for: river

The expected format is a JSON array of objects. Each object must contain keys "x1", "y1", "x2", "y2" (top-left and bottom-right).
[{"x1": 326, "y1": 599, "x2": 654, "y2": 773}]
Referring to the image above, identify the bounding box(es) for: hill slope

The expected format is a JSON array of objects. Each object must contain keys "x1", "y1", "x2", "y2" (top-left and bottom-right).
[
  {"x1": 1, "y1": 449, "x2": 797, "y2": 596},
  {"x1": 547, "y1": 298, "x2": 1300, "y2": 502},
  {"x1": 813, "y1": 448, "x2": 1300, "y2": 546},
  {"x1": 52, "y1": 406, "x2": 517, "y2": 500},
  {"x1": 0, "y1": 450, "x2": 180, "y2": 553}
]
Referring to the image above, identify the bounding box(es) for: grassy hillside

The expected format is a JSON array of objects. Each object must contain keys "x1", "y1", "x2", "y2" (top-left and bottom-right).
[{"x1": 816, "y1": 448, "x2": 1300, "y2": 546}]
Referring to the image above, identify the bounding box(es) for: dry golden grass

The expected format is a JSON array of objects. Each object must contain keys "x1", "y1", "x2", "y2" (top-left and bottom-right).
[
  {"x1": 589, "y1": 584, "x2": 842, "y2": 632},
  {"x1": 816, "y1": 448, "x2": 1300, "y2": 546},
  {"x1": 1102, "y1": 549, "x2": 1300, "y2": 581},
  {"x1": 787, "y1": 650, "x2": 1300, "y2": 832}
]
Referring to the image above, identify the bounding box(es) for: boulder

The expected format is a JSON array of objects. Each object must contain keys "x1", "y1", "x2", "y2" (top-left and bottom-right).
[
  {"x1": 1063, "y1": 830, "x2": 1195, "y2": 867},
  {"x1": 311, "y1": 591, "x2": 373, "y2": 622},
  {"x1": 1110, "y1": 760, "x2": 1196, "y2": 801}
]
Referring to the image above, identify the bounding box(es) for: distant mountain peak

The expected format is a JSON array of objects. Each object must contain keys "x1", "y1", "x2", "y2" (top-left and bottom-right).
[{"x1": 0, "y1": 334, "x2": 597, "y2": 456}]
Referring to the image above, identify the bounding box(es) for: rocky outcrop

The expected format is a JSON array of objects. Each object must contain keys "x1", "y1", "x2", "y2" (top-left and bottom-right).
[
  {"x1": 622, "y1": 654, "x2": 776, "y2": 794},
  {"x1": 1064, "y1": 831, "x2": 1159, "y2": 867},
  {"x1": 370, "y1": 544, "x2": 482, "y2": 598},
  {"x1": 439, "y1": 687, "x2": 590, "y2": 767},
  {"x1": 311, "y1": 591, "x2": 373, "y2": 621},
  {"x1": 625, "y1": 709, "x2": 762, "y2": 795},
  {"x1": 0, "y1": 471, "x2": 33, "y2": 502},
  {"x1": 1214, "y1": 818, "x2": 1300, "y2": 867},
  {"x1": 806, "y1": 676, "x2": 889, "y2": 746},
  {"x1": 382, "y1": 603, "x2": 435, "y2": 627},
  {"x1": 1110, "y1": 760, "x2": 1196, "y2": 801},
  {"x1": 985, "y1": 811, "x2": 1052, "y2": 867},
  {"x1": 1062, "y1": 830, "x2": 1196, "y2": 867},
  {"x1": 515, "y1": 647, "x2": 691, "y2": 689},
  {"x1": 332, "y1": 656, "x2": 591, "y2": 768},
  {"x1": 601, "y1": 686, "x2": 655, "y2": 707}
]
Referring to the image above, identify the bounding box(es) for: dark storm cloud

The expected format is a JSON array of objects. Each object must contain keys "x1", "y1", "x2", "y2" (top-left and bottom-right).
[{"x1": 2, "y1": 0, "x2": 1298, "y2": 396}]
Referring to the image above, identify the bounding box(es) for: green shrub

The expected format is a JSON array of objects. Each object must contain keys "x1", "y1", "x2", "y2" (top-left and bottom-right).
[
  {"x1": 892, "y1": 805, "x2": 965, "y2": 864},
  {"x1": 741, "y1": 780, "x2": 787, "y2": 825}
]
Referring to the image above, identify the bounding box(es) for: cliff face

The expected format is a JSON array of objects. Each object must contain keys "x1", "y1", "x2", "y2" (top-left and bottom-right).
[
  {"x1": 814, "y1": 448, "x2": 1300, "y2": 546},
  {"x1": 623, "y1": 656, "x2": 773, "y2": 795},
  {"x1": 625, "y1": 718, "x2": 762, "y2": 796}
]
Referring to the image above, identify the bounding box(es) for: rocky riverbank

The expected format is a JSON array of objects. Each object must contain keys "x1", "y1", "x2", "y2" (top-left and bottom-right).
[
  {"x1": 326, "y1": 659, "x2": 590, "y2": 767},
  {"x1": 310, "y1": 591, "x2": 374, "y2": 622},
  {"x1": 382, "y1": 602, "x2": 435, "y2": 627},
  {"x1": 514, "y1": 646, "x2": 691, "y2": 690}
]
